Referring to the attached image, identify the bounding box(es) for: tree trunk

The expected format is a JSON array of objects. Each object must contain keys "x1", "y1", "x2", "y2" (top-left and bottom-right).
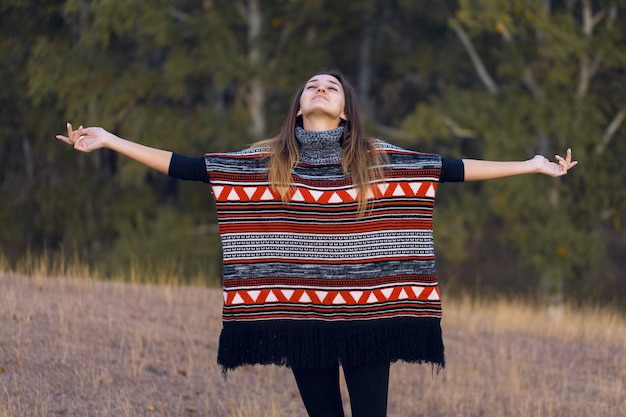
[
  {"x1": 576, "y1": 0, "x2": 611, "y2": 98},
  {"x1": 450, "y1": 18, "x2": 499, "y2": 96},
  {"x1": 241, "y1": 0, "x2": 266, "y2": 138},
  {"x1": 357, "y1": 7, "x2": 375, "y2": 119},
  {"x1": 22, "y1": 135, "x2": 34, "y2": 181}
]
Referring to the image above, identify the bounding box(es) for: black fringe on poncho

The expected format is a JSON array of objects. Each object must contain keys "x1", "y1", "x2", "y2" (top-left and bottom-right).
[{"x1": 217, "y1": 317, "x2": 445, "y2": 372}]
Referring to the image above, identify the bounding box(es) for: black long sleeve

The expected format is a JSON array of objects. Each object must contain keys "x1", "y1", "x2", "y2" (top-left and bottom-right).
[
  {"x1": 168, "y1": 153, "x2": 463, "y2": 184},
  {"x1": 440, "y1": 158, "x2": 464, "y2": 183},
  {"x1": 168, "y1": 153, "x2": 209, "y2": 183}
]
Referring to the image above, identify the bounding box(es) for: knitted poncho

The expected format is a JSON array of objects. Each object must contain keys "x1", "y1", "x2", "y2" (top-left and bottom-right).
[{"x1": 197, "y1": 126, "x2": 448, "y2": 371}]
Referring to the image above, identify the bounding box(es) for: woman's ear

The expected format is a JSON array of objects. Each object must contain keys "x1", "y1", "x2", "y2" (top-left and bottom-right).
[
  {"x1": 297, "y1": 109, "x2": 303, "y2": 117},
  {"x1": 340, "y1": 112, "x2": 347, "y2": 121}
]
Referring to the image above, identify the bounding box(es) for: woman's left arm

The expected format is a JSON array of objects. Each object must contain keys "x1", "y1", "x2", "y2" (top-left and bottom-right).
[{"x1": 462, "y1": 148, "x2": 578, "y2": 181}]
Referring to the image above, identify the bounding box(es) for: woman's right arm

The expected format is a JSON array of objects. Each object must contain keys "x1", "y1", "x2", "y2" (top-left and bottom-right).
[{"x1": 56, "y1": 122, "x2": 173, "y2": 174}]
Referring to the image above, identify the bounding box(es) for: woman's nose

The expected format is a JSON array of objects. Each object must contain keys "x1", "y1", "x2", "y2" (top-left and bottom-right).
[{"x1": 317, "y1": 86, "x2": 326, "y2": 92}]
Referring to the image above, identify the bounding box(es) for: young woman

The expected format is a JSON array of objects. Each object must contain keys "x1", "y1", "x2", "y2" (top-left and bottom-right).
[{"x1": 57, "y1": 71, "x2": 577, "y2": 417}]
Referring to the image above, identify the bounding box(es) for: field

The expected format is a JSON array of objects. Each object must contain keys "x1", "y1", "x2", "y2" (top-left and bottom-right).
[{"x1": 1, "y1": 272, "x2": 624, "y2": 417}]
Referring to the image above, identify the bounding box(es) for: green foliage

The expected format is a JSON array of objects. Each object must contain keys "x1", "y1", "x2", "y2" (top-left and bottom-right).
[
  {"x1": 0, "y1": 0, "x2": 624, "y2": 304},
  {"x1": 403, "y1": 0, "x2": 626, "y2": 303},
  {"x1": 100, "y1": 206, "x2": 223, "y2": 284}
]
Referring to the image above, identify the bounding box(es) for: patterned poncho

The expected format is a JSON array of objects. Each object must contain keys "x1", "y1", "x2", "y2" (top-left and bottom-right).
[{"x1": 169, "y1": 126, "x2": 463, "y2": 371}]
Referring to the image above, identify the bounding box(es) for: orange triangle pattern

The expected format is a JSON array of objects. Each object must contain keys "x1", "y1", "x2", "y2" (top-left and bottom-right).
[
  {"x1": 224, "y1": 284, "x2": 440, "y2": 307},
  {"x1": 212, "y1": 181, "x2": 437, "y2": 203}
]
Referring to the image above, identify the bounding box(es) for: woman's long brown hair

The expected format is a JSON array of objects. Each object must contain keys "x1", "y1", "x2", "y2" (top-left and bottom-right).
[{"x1": 257, "y1": 70, "x2": 386, "y2": 216}]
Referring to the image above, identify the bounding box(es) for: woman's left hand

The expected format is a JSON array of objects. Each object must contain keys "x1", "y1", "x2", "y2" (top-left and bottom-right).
[{"x1": 533, "y1": 148, "x2": 578, "y2": 177}]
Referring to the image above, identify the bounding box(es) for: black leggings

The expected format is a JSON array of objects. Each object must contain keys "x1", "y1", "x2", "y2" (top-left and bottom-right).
[{"x1": 292, "y1": 363, "x2": 390, "y2": 417}]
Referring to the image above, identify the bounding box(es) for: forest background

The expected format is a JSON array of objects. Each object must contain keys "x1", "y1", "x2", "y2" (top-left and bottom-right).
[{"x1": 1, "y1": 0, "x2": 624, "y2": 307}]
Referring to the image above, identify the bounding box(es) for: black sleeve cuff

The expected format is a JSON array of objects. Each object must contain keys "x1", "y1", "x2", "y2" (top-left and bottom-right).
[
  {"x1": 168, "y1": 153, "x2": 209, "y2": 183},
  {"x1": 440, "y1": 158, "x2": 464, "y2": 183}
]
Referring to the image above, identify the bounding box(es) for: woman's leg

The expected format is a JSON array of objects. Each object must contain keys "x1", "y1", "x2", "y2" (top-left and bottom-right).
[
  {"x1": 343, "y1": 363, "x2": 390, "y2": 417},
  {"x1": 292, "y1": 366, "x2": 345, "y2": 417}
]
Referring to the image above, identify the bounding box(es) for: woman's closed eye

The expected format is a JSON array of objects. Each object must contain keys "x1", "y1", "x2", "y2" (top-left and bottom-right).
[{"x1": 307, "y1": 84, "x2": 338, "y2": 92}]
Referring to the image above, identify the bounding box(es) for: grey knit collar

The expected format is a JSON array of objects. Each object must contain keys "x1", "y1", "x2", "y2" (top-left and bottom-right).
[{"x1": 295, "y1": 125, "x2": 344, "y2": 165}]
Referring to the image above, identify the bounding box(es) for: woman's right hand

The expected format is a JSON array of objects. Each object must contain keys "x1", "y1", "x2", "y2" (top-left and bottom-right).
[
  {"x1": 56, "y1": 122, "x2": 115, "y2": 153},
  {"x1": 57, "y1": 122, "x2": 173, "y2": 174}
]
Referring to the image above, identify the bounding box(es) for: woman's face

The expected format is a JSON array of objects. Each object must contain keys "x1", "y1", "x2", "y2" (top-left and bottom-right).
[{"x1": 297, "y1": 74, "x2": 347, "y2": 126}]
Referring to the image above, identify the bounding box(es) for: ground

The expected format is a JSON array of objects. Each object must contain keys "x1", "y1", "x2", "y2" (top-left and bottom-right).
[{"x1": 1, "y1": 273, "x2": 624, "y2": 417}]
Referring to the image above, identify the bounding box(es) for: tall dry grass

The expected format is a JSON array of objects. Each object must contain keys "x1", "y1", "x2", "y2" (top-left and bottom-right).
[
  {"x1": 1, "y1": 259, "x2": 624, "y2": 417},
  {"x1": 2, "y1": 249, "x2": 207, "y2": 287}
]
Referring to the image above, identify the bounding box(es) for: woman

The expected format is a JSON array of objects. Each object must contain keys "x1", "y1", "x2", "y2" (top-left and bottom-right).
[{"x1": 57, "y1": 70, "x2": 577, "y2": 417}]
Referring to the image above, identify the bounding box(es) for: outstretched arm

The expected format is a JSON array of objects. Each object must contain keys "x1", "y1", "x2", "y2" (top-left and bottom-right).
[
  {"x1": 462, "y1": 149, "x2": 578, "y2": 181},
  {"x1": 56, "y1": 123, "x2": 173, "y2": 174}
]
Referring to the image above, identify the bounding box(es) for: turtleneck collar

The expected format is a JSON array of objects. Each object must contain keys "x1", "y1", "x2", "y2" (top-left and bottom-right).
[{"x1": 295, "y1": 125, "x2": 344, "y2": 165}]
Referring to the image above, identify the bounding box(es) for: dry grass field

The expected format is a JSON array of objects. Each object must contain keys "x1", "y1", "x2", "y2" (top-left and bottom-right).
[{"x1": 1, "y1": 271, "x2": 624, "y2": 417}]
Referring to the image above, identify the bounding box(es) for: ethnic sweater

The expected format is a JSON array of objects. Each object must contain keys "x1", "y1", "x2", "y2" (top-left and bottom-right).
[{"x1": 168, "y1": 126, "x2": 464, "y2": 371}]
